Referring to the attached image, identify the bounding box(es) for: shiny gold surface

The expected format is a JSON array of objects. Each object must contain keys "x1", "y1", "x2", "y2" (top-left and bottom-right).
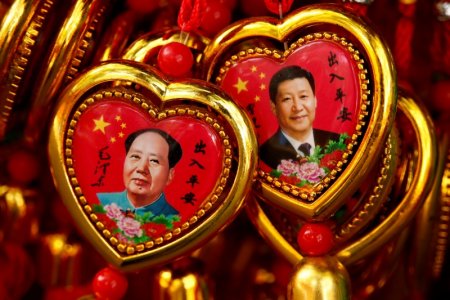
[
  {"x1": 337, "y1": 90, "x2": 437, "y2": 265},
  {"x1": 0, "y1": 0, "x2": 53, "y2": 140},
  {"x1": 203, "y1": 4, "x2": 397, "y2": 220},
  {"x1": 405, "y1": 132, "x2": 447, "y2": 296},
  {"x1": 287, "y1": 256, "x2": 350, "y2": 300},
  {"x1": 154, "y1": 267, "x2": 210, "y2": 300},
  {"x1": 335, "y1": 131, "x2": 398, "y2": 242},
  {"x1": 247, "y1": 89, "x2": 437, "y2": 268},
  {"x1": 24, "y1": 0, "x2": 107, "y2": 146},
  {"x1": 214, "y1": 32, "x2": 372, "y2": 220},
  {"x1": 48, "y1": 61, "x2": 257, "y2": 271},
  {"x1": 123, "y1": 28, "x2": 210, "y2": 64}
]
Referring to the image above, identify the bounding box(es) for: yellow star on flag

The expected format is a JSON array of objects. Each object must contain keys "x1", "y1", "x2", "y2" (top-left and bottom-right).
[
  {"x1": 110, "y1": 137, "x2": 116, "y2": 143},
  {"x1": 254, "y1": 95, "x2": 261, "y2": 102},
  {"x1": 115, "y1": 115, "x2": 121, "y2": 121},
  {"x1": 93, "y1": 115, "x2": 111, "y2": 134},
  {"x1": 118, "y1": 132, "x2": 125, "y2": 138},
  {"x1": 233, "y1": 77, "x2": 248, "y2": 94},
  {"x1": 251, "y1": 65, "x2": 257, "y2": 72},
  {"x1": 260, "y1": 83, "x2": 266, "y2": 90},
  {"x1": 259, "y1": 72, "x2": 266, "y2": 79}
]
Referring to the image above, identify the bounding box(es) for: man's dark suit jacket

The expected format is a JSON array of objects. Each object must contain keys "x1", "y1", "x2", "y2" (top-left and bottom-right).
[{"x1": 259, "y1": 128, "x2": 340, "y2": 170}]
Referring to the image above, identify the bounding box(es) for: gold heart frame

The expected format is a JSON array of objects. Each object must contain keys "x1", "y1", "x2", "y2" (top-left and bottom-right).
[
  {"x1": 48, "y1": 60, "x2": 257, "y2": 271},
  {"x1": 201, "y1": 4, "x2": 397, "y2": 220}
]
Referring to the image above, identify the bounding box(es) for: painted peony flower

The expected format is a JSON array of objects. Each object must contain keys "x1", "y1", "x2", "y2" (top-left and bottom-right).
[
  {"x1": 277, "y1": 159, "x2": 301, "y2": 176},
  {"x1": 105, "y1": 203, "x2": 124, "y2": 220},
  {"x1": 117, "y1": 216, "x2": 143, "y2": 238},
  {"x1": 296, "y1": 162, "x2": 326, "y2": 183}
]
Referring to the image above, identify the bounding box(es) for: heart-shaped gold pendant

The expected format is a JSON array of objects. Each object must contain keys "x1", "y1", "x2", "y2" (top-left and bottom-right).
[
  {"x1": 202, "y1": 4, "x2": 397, "y2": 221},
  {"x1": 48, "y1": 60, "x2": 257, "y2": 271}
]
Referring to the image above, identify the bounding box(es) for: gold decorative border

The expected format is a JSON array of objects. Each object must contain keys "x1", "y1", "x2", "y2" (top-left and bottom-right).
[
  {"x1": 433, "y1": 147, "x2": 450, "y2": 277},
  {"x1": 246, "y1": 92, "x2": 437, "y2": 267},
  {"x1": 336, "y1": 131, "x2": 396, "y2": 241},
  {"x1": 64, "y1": 88, "x2": 232, "y2": 256},
  {"x1": 24, "y1": 0, "x2": 109, "y2": 145},
  {"x1": 0, "y1": 0, "x2": 54, "y2": 137},
  {"x1": 66, "y1": 3, "x2": 106, "y2": 82},
  {"x1": 215, "y1": 32, "x2": 370, "y2": 202}
]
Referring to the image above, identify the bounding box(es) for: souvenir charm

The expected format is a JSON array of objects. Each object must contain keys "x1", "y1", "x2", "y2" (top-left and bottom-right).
[
  {"x1": 48, "y1": 60, "x2": 257, "y2": 271},
  {"x1": 203, "y1": 3, "x2": 396, "y2": 218},
  {"x1": 201, "y1": 3, "x2": 436, "y2": 299}
]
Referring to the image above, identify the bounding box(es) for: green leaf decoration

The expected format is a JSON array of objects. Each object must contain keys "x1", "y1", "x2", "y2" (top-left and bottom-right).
[
  {"x1": 136, "y1": 212, "x2": 154, "y2": 223},
  {"x1": 296, "y1": 180, "x2": 310, "y2": 187},
  {"x1": 152, "y1": 214, "x2": 176, "y2": 229},
  {"x1": 133, "y1": 235, "x2": 150, "y2": 244},
  {"x1": 324, "y1": 133, "x2": 349, "y2": 154},
  {"x1": 92, "y1": 204, "x2": 106, "y2": 213},
  {"x1": 308, "y1": 145, "x2": 324, "y2": 163},
  {"x1": 270, "y1": 169, "x2": 282, "y2": 178}
]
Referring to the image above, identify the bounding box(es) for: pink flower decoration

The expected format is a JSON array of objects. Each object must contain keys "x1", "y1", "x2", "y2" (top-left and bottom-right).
[
  {"x1": 117, "y1": 216, "x2": 143, "y2": 238},
  {"x1": 277, "y1": 159, "x2": 300, "y2": 176},
  {"x1": 296, "y1": 162, "x2": 325, "y2": 183},
  {"x1": 105, "y1": 203, "x2": 124, "y2": 220}
]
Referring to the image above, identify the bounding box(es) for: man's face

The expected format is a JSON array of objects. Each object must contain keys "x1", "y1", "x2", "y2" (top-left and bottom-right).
[
  {"x1": 123, "y1": 132, "x2": 174, "y2": 206},
  {"x1": 271, "y1": 77, "x2": 317, "y2": 140}
]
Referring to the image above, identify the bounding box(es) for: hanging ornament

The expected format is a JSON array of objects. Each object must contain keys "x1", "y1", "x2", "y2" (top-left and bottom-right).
[
  {"x1": 201, "y1": 3, "x2": 437, "y2": 298},
  {"x1": 157, "y1": 0, "x2": 205, "y2": 78},
  {"x1": 47, "y1": 60, "x2": 257, "y2": 271}
]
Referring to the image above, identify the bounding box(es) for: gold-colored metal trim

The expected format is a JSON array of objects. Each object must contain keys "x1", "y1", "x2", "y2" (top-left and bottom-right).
[
  {"x1": 49, "y1": 61, "x2": 257, "y2": 271},
  {"x1": 203, "y1": 4, "x2": 397, "y2": 220},
  {"x1": 65, "y1": 88, "x2": 232, "y2": 254},
  {"x1": 433, "y1": 134, "x2": 450, "y2": 277},
  {"x1": 246, "y1": 90, "x2": 437, "y2": 267},
  {"x1": 122, "y1": 28, "x2": 210, "y2": 63},
  {"x1": 0, "y1": 0, "x2": 54, "y2": 139},
  {"x1": 215, "y1": 33, "x2": 370, "y2": 207},
  {"x1": 335, "y1": 131, "x2": 397, "y2": 242},
  {"x1": 24, "y1": 0, "x2": 108, "y2": 146},
  {"x1": 249, "y1": 131, "x2": 396, "y2": 249}
]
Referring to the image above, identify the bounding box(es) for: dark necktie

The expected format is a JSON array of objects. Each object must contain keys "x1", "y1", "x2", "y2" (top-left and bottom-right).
[{"x1": 298, "y1": 143, "x2": 311, "y2": 157}]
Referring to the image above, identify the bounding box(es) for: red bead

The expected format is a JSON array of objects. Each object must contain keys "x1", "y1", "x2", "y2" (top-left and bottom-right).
[
  {"x1": 92, "y1": 267, "x2": 128, "y2": 300},
  {"x1": 126, "y1": 0, "x2": 160, "y2": 14},
  {"x1": 200, "y1": 0, "x2": 232, "y2": 37},
  {"x1": 7, "y1": 149, "x2": 40, "y2": 184},
  {"x1": 297, "y1": 223, "x2": 335, "y2": 256},
  {"x1": 157, "y1": 42, "x2": 194, "y2": 78}
]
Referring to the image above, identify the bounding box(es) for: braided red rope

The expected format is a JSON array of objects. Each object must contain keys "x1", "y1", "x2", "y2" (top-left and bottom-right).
[
  {"x1": 177, "y1": 0, "x2": 206, "y2": 32},
  {"x1": 264, "y1": 0, "x2": 293, "y2": 15}
]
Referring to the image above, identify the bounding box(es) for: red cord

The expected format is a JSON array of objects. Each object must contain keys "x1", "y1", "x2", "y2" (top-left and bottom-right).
[
  {"x1": 264, "y1": 0, "x2": 294, "y2": 15},
  {"x1": 177, "y1": 0, "x2": 206, "y2": 32}
]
